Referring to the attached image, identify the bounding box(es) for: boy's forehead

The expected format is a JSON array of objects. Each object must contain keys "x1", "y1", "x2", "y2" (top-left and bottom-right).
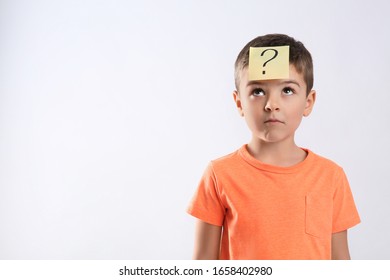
[{"x1": 239, "y1": 65, "x2": 304, "y2": 88}]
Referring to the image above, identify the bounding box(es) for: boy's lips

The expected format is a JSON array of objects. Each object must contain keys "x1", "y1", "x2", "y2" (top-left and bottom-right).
[{"x1": 264, "y1": 118, "x2": 284, "y2": 124}]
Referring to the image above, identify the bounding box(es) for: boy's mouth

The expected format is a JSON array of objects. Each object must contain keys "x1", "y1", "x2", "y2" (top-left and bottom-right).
[{"x1": 264, "y1": 118, "x2": 284, "y2": 124}]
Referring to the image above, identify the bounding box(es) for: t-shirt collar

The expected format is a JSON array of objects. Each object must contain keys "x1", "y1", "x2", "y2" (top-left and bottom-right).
[{"x1": 238, "y1": 144, "x2": 313, "y2": 174}]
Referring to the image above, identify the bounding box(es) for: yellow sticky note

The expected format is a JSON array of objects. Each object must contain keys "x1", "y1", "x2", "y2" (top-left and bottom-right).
[{"x1": 248, "y1": 46, "x2": 290, "y2": 81}]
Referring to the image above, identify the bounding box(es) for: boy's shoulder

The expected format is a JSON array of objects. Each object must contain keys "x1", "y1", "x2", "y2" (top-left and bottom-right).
[
  {"x1": 308, "y1": 149, "x2": 344, "y2": 170},
  {"x1": 209, "y1": 147, "x2": 242, "y2": 167}
]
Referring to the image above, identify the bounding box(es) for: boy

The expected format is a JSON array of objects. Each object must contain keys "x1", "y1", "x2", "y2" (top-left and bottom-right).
[{"x1": 187, "y1": 34, "x2": 360, "y2": 260}]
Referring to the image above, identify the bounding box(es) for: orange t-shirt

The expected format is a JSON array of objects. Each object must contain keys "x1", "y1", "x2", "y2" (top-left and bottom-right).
[{"x1": 187, "y1": 145, "x2": 360, "y2": 260}]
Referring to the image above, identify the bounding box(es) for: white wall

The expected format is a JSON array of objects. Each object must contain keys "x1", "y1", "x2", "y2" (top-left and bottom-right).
[{"x1": 0, "y1": 0, "x2": 389, "y2": 259}]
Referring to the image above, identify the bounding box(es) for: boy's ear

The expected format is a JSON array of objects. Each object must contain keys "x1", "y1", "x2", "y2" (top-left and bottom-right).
[
  {"x1": 233, "y1": 90, "x2": 244, "y2": 116},
  {"x1": 303, "y1": 90, "x2": 316, "y2": 117}
]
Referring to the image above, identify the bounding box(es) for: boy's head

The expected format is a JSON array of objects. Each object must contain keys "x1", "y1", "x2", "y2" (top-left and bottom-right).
[{"x1": 234, "y1": 34, "x2": 313, "y2": 95}]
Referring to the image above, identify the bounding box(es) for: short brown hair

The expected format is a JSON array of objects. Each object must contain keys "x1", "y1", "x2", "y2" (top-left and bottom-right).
[{"x1": 234, "y1": 34, "x2": 313, "y2": 95}]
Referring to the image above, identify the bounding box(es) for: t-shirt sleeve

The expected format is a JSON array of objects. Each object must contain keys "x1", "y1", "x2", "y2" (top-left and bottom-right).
[
  {"x1": 332, "y1": 168, "x2": 361, "y2": 233},
  {"x1": 187, "y1": 163, "x2": 226, "y2": 226}
]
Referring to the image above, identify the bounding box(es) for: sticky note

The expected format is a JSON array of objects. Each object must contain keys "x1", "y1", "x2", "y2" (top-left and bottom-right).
[{"x1": 248, "y1": 46, "x2": 290, "y2": 81}]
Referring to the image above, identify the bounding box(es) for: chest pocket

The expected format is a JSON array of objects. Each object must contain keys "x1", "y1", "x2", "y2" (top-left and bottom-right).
[{"x1": 305, "y1": 194, "x2": 333, "y2": 238}]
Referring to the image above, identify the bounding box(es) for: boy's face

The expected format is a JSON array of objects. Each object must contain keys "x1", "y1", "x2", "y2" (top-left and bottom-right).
[{"x1": 233, "y1": 65, "x2": 316, "y2": 144}]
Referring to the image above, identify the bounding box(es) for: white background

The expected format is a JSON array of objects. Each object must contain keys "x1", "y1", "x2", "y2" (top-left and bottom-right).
[{"x1": 0, "y1": 0, "x2": 389, "y2": 259}]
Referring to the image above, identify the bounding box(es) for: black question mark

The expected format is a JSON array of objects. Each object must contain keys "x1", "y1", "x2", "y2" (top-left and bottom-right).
[{"x1": 261, "y1": 49, "x2": 279, "y2": 75}]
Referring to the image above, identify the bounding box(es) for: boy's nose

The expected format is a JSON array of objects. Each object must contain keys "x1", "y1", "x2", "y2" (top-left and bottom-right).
[{"x1": 264, "y1": 96, "x2": 280, "y2": 112}]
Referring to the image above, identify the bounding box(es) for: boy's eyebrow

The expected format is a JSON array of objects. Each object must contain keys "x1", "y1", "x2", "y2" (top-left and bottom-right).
[{"x1": 246, "y1": 80, "x2": 301, "y2": 88}]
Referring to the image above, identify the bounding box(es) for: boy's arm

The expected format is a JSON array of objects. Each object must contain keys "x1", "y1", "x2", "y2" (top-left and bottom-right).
[
  {"x1": 331, "y1": 230, "x2": 351, "y2": 260},
  {"x1": 193, "y1": 219, "x2": 222, "y2": 260}
]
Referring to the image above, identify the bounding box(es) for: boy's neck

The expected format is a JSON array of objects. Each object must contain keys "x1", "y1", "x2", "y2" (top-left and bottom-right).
[{"x1": 247, "y1": 138, "x2": 307, "y2": 167}]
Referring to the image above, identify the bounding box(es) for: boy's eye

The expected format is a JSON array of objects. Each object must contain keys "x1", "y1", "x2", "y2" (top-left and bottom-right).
[
  {"x1": 252, "y1": 88, "x2": 265, "y2": 96},
  {"x1": 283, "y1": 87, "x2": 294, "y2": 95}
]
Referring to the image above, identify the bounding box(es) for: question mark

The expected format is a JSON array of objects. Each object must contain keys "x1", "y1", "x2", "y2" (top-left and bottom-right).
[{"x1": 261, "y1": 48, "x2": 278, "y2": 75}]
